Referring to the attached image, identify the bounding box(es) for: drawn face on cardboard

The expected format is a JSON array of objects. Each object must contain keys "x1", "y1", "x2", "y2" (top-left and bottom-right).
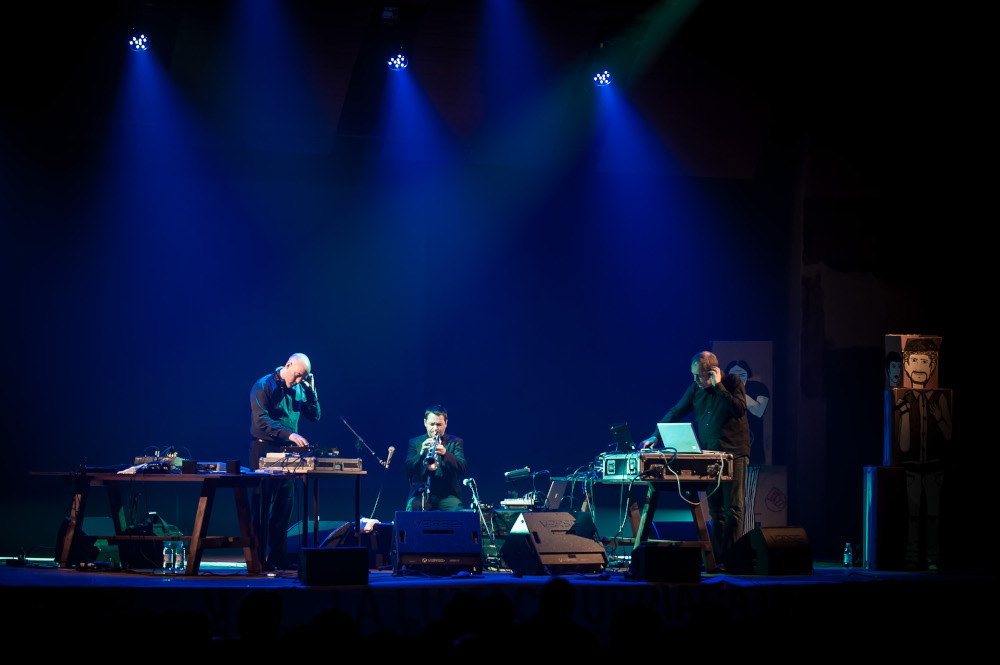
[
  {"x1": 887, "y1": 360, "x2": 902, "y2": 386},
  {"x1": 904, "y1": 353, "x2": 935, "y2": 386}
]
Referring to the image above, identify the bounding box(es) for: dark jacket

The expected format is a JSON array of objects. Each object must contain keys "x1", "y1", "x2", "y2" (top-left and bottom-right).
[
  {"x1": 403, "y1": 433, "x2": 467, "y2": 499},
  {"x1": 653, "y1": 373, "x2": 750, "y2": 458},
  {"x1": 248, "y1": 368, "x2": 321, "y2": 469}
]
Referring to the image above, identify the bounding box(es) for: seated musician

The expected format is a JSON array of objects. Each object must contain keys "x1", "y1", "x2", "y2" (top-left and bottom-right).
[{"x1": 403, "y1": 405, "x2": 467, "y2": 511}]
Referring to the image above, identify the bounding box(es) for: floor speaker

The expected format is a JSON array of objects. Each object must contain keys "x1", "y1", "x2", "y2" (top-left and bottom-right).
[
  {"x1": 630, "y1": 544, "x2": 703, "y2": 583},
  {"x1": 285, "y1": 520, "x2": 348, "y2": 555},
  {"x1": 322, "y1": 521, "x2": 395, "y2": 569},
  {"x1": 393, "y1": 511, "x2": 482, "y2": 575},
  {"x1": 298, "y1": 547, "x2": 368, "y2": 585},
  {"x1": 499, "y1": 512, "x2": 607, "y2": 575}
]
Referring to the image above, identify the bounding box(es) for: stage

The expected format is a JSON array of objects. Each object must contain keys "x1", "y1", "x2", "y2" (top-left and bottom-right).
[{"x1": 2, "y1": 555, "x2": 989, "y2": 653}]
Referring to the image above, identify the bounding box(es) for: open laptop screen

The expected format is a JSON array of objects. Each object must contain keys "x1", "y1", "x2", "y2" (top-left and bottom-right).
[{"x1": 655, "y1": 423, "x2": 702, "y2": 454}]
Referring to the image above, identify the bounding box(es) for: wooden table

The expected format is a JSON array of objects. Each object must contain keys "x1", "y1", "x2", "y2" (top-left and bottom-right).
[
  {"x1": 595, "y1": 475, "x2": 732, "y2": 571},
  {"x1": 298, "y1": 470, "x2": 366, "y2": 548},
  {"x1": 39, "y1": 471, "x2": 265, "y2": 575}
]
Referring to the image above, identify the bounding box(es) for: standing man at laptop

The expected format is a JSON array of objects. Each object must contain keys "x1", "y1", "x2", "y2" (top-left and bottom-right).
[{"x1": 640, "y1": 351, "x2": 750, "y2": 567}]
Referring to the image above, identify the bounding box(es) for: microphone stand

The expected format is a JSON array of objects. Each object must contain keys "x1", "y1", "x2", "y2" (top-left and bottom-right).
[
  {"x1": 340, "y1": 416, "x2": 391, "y2": 468},
  {"x1": 464, "y1": 478, "x2": 494, "y2": 544}
]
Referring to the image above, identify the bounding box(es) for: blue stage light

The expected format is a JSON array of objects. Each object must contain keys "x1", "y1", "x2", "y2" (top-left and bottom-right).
[
  {"x1": 129, "y1": 34, "x2": 149, "y2": 52},
  {"x1": 387, "y1": 54, "x2": 408, "y2": 71},
  {"x1": 593, "y1": 70, "x2": 613, "y2": 86}
]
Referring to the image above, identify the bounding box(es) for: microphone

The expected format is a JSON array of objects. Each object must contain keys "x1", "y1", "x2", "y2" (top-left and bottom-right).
[
  {"x1": 463, "y1": 478, "x2": 475, "y2": 488},
  {"x1": 384, "y1": 446, "x2": 395, "y2": 468}
]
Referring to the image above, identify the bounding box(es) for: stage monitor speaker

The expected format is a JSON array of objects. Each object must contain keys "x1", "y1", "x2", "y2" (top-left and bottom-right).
[
  {"x1": 393, "y1": 511, "x2": 482, "y2": 575},
  {"x1": 321, "y1": 521, "x2": 395, "y2": 569},
  {"x1": 499, "y1": 512, "x2": 608, "y2": 575},
  {"x1": 726, "y1": 526, "x2": 812, "y2": 575},
  {"x1": 285, "y1": 520, "x2": 349, "y2": 555},
  {"x1": 298, "y1": 547, "x2": 368, "y2": 586},
  {"x1": 364, "y1": 522, "x2": 395, "y2": 569},
  {"x1": 630, "y1": 544, "x2": 702, "y2": 583}
]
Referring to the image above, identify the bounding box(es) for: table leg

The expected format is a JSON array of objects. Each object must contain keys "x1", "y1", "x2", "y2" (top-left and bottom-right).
[
  {"x1": 694, "y1": 491, "x2": 719, "y2": 572},
  {"x1": 296, "y1": 476, "x2": 307, "y2": 551},
  {"x1": 233, "y1": 485, "x2": 262, "y2": 574},
  {"x1": 59, "y1": 476, "x2": 91, "y2": 567},
  {"x1": 187, "y1": 477, "x2": 218, "y2": 574},
  {"x1": 632, "y1": 483, "x2": 660, "y2": 545},
  {"x1": 313, "y1": 476, "x2": 320, "y2": 548},
  {"x1": 101, "y1": 480, "x2": 127, "y2": 536},
  {"x1": 354, "y1": 474, "x2": 361, "y2": 547},
  {"x1": 626, "y1": 487, "x2": 643, "y2": 543}
]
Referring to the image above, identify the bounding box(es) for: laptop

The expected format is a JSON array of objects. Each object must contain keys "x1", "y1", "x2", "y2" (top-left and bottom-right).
[
  {"x1": 608, "y1": 423, "x2": 638, "y2": 452},
  {"x1": 655, "y1": 423, "x2": 703, "y2": 454}
]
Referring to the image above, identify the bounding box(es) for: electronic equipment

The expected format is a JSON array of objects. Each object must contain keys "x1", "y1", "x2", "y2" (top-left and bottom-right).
[
  {"x1": 600, "y1": 452, "x2": 641, "y2": 481},
  {"x1": 133, "y1": 454, "x2": 177, "y2": 466},
  {"x1": 503, "y1": 467, "x2": 531, "y2": 481},
  {"x1": 655, "y1": 423, "x2": 703, "y2": 453},
  {"x1": 499, "y1": 497, "x2": 540, "y2": 510},
  {"x1": 258, "y1": 453, "x2": 363, "y2": 474},
  {"x1": 608, "y1": 423, "x2": 639, "y2": 452},
  {"x1": 279, "y1": 445, "x2": 339, "y2": 456},
  {"x1": 598, "y1": 451, "x2": 732, "y2": 484},
  {"x1": 130, "y1": 453, "x2": 177, "y2": 473}
]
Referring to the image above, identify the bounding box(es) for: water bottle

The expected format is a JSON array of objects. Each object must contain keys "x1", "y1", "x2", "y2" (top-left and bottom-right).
[
  {"x1": 174, "y1": 542, "x2": 186, "y2": 574},
  {"x1": 162, "y1": 542, "x2": 173, "y2": 574},
  {"x1": 843, "y1": 542, "x2": 853, "y2": 568}
]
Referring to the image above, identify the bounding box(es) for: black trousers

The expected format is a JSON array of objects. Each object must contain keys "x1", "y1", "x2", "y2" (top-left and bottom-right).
[
  {"x1": 251, "y1": 476, "x2": 295, "y2": 568},
  {"x1": 707, "y1": 454, "x2": 748, "y2": 565}
]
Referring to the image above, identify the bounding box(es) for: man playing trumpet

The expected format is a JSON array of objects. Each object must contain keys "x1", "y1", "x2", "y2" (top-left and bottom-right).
[{"x1": 403, "y1": 405, "x2": 467, "y2": 511}]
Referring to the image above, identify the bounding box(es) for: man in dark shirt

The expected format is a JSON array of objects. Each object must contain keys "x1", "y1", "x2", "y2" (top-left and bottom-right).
[
  {"x1": 403, "y1": 405, "x2": 466, "y2": 511},
  {"x1": 641, "y1": 351, "x2": 750, "y2": 566},
  {"x1": 249, "y1": 353, "x2": 321, "y2": 569}
]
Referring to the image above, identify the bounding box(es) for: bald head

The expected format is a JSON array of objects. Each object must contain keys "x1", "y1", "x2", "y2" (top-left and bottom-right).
[
  {"x1": 288, "y1": 353, "x2": 312, "y2": 374},
  {"x1": 280, "y1": 353, "x2": 312, "y2": 388},
  {"x1": 691, "y1": 351, "x2": 718, "y2": 373}
]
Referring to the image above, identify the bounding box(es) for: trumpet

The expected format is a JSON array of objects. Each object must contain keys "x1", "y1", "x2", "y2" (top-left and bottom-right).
[{"x1": 424, "y1": 435, "x2": 441, "y2": 471}]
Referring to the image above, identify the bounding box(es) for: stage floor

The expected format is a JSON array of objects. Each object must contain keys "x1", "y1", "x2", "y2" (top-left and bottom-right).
[
  {"x1": 2, "y1": 555, "x2": 991, "y2": 652},
  {"x1": 0, "y1": 556, "x2": 971, "y2": 588}
]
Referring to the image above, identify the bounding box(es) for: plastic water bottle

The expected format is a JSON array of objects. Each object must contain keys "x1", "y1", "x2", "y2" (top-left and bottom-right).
[
  {"x1": 843, "y1": 542, "x2": 853, "y2": 568},
  {"x1": 162, "y1": 542, "x2": 173, "y2": 574},
  {"x1": 174, "y1": 542, "x2": 186, "y2": 574}
]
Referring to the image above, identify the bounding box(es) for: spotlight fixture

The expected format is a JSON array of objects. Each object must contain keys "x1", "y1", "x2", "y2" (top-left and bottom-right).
[
  {"x1": 387, "y1": 53, "x2": 408, "y2": 71},
  {"x1": 593, "y1": 70, "x2": 613, "y2": 86},
  {"x1": 129, "y1": 34, "x2": 149, "y2": 52}
]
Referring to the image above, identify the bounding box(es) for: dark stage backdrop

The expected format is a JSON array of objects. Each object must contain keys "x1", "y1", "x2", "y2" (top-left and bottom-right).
[{"x1": 3, "y1": 151, "x2": 790, "y2": 536}]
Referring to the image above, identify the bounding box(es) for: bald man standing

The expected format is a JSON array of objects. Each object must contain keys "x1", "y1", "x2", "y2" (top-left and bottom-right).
[
  {"x1": 249, "y1": 353, "x2": 321, "y2": 570},
  {"x1": 641, "y1": 351, "x2": 750, "y2": 569}
]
